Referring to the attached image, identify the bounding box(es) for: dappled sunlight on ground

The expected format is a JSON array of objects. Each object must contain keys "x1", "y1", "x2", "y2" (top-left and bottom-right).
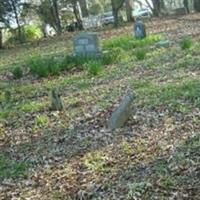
[{"x1": 0, "y1": 14, "x2": 200, "y2": 199}]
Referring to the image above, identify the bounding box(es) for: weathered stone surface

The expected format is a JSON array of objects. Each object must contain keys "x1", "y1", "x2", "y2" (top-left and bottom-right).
[
  {"x1": 73, "y1": 32, "x2": 101, "y2": 57},
  {"x1": 50, "y1": 88, "x2": 63, "y2": 111},
  {"x1": 108, "y1": 92, "x2": 134, "y2": 130},
  {"x1": 174, "y1": 7, "x2": 187, "y2": 16},
  {"x1": 134, "y1": 19, "x2": 146, "y2": 39},
  {"x1": 155, "y1": 40, "x2": 171, "y2": 48}
]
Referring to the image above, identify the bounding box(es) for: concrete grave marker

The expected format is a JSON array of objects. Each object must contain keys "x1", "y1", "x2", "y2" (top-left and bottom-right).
[
  {"x1": 155, "y1": 40, "x2": 170, "y2": 48},
  {"x1": 74, "y1": 32, "x2": 101, "y2": 57},
  {"x1": 108, "y1": 92, "x2": 134, "y2": 130},
  {"x1": 50, "y1": 88, "x2": 63, "y2": 111},
  {"x1": 134, "y1": 19, "x2": 146, "y2": 39}
]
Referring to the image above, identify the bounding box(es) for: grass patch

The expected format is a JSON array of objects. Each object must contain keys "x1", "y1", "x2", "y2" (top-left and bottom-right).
[
  {"x1": 85, "y1": 60, "x2": 103, "y2": 76},
  {"x1": 0, "y1": 155, "x2": 28, "y2": 179},
  {"x1": 175, "y1": 55, "x2": 200, "y2": 69},
  {"x1": 27, "y1": 54, "x2": 105, "y2": 78},
  {"x1": 102, "y1": 47, "x2": 125, "y2": 65},
  {"x1": 0, "y1": 101, "x2": 48, "y2": 121},
  {"x1": 20, "y1": 34, "x2": 161, "y2": 79},
  {"x1": 159, "y1": 176, "x2": 177, "y2": 189},
  {"x1": 83, "y1": 151, "x2": 110, "y2": 172},
  {"x1": 136, "y1": 79, "x2": 200, "y2": 111},
  {"x1": 180, "y1": 37, "x2": 193, "y2": 50},
  {"x1": 12, "y1": 65, "x2": 23, "y2": 79},
  {"x1": 35, "y1": 114, "x2": 49, "y2": 127},
  {"x1": 135, "y1": 48, "x2": 147, "y2": 60},
  {"x1": 126, "y1": 182, "x2": 152, "y2": 199},
  {"x1": 103, "y1": 34, "x2": 162, "y2": 51},
  {"x1": 19, "y1": 101, "x2": 48, "y2": 112},
  {"x1": 27, "y1": 55, "x2": 60, "y2": 77}
]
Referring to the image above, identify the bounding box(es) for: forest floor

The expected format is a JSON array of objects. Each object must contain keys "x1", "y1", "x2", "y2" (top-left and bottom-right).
[{"x1": 0, "y1": 14, "x2": 200, "y2": 200}]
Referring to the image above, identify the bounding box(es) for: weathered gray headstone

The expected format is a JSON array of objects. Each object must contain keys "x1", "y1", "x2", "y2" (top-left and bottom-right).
[
  {"x1": 134, "y1": 19, "x2": 146, "y2": 39},
  {"x1": 108, "y1": 92, "x2": 134, "y2": 130},
  {"x1": 174, "y1": 7, "x2": 187, "y2": 16},
  {"x1": 50, "y1": 88, "x2": 63, "y2": 111},
  {"x1": 74, "y1": 32, "x2": 101, "y2": 57}
]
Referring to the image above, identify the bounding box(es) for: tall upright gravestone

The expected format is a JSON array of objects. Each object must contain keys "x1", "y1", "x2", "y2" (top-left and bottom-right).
[
  {"x1": 134, "y1": 19, "x2": 146, "y2": 39},
  {"x1": 74, "y1": 32, "x2": 101, "y2": 57}
]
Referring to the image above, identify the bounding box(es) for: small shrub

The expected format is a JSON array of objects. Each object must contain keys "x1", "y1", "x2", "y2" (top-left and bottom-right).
[
  {"x1": 75, "y1": 56, "x2": 95, "y2": 69},
  {"x1": 180, "y1": 37, "x2": 193, "y2": 50},
  {"x1": 12, "y1": 66, "x2": 23, "y2": 79},
  {"x1": 60, "y1": 55, "x2": 76, "y2": 71},
  {"x1": 102, "y1": 47, "x2": 124, "y2": 65},
  {"x1": 0, "y1": 155, "x2": 28, "y2": 179},
  {"x1": 102, "y1": 50, "x2": 115, "y2": 65},
  {"x1": 103, "y1": 34, "x2": 162, "y2": 51},
  {"x1": 48, "y1": 59, "x2": 60, "y2": 76},
  {"x1": 61, "y1": 55, "x2": 97, "y2": 70},
  {"x1": 27, "y1": 55, "x2": 60, "y2": 77},
  {"x1": 85, "y1": 60, "x2": 102, "y2": 76},
  {"x1": 103, "y1": 35, "x2": 134, "y2": 50},
  {"x1": 126, "y1": 182, "x2": 152, "y2": 199},
  {"x1": 160, "y1": 176, "x2": 176, "y2": 188},
  {"x1": 135, "y1": 48, "x2": 146, "y2": 60},
  {"x1": 24, "y1": 25, "x2": 42, "y2": 41},
  {"x1": 83, "y1": 151, "x2": 108, "y2": 172},
  {"x1": 28, "y1": 56, "x2": 48, "y2": 77},
  {"x1": 35, "y1": 114, "x2": 49, "y2": 126}
]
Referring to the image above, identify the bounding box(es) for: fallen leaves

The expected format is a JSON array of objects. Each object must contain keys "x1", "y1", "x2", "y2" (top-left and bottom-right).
[{"x1": 0, "y1": 14, "x2": 200, "y2": 200}]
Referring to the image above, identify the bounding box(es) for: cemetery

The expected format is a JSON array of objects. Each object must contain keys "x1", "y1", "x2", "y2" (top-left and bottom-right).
[{"x1": 0, "y1": 1, "x2": 200, "y2": 199}]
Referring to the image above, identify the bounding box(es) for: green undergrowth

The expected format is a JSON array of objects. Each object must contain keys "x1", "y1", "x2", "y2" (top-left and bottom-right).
[
  {"x1": 103, "y1": 34, "x2": 162, "y2": 51},
  {"x1": 10, "y1": 34, "x2": 161, "y2": 79},
  {"x1": 0, "y1": 155, "x2": 29, "y2": 179},
  {"x1": 12, "y1": 65, "x2": 23, "y2": 79},
  {"x1": 135, "y1": 78, "x2": 200, "y2": 112},
  {"x1": 180, "y1": 36, "x2": 193, "y2": 50},
  {"x1": 0, "y1": 101, "x2": 48, "y2": 121}
]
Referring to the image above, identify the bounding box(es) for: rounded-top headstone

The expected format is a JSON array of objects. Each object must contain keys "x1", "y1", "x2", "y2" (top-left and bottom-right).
[{"x1": 134, "y1": 19, "x2": 146, "y2": 39}]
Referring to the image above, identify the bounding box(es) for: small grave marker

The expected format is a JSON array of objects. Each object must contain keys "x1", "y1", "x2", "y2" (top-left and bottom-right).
[
  {"x1": 155, "y1": 40, "x2": 171, "y2": 48},
  {"x1": 74, "y1": 32, "x2": 101, "y2": 57},
  {"x1": 50, "y1": 88, "x2": 63, "y2": 111},
  {"x1": 108, "y1": 92, "x2": 134, "y2": 130},
  {"x1": 134, "y1": 19, "x2": 146, "y2": 39}
]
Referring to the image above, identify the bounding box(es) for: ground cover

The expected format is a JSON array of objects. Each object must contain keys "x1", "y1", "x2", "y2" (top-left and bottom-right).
[{"x1": 0, "y1": 14, "x2": 199, "y2": 200}]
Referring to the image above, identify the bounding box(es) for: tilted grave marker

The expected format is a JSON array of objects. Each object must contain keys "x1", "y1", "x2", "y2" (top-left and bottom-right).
[{"x1": 108, "y1": 92, "x2": 134, "y2": 130}]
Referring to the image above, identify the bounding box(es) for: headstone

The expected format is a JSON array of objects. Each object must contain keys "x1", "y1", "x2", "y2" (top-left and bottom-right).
[
  {"x1": 108, "y1": 92, "x2": 134, "y2": 130},
  {"x1": 50, "y1": 88, "x2": 63, "y2": 111},
  {"x1": 174, "y1": 7, "x2": 187, "y2": 16},
  {"x1": 134, "y1": 19, "x2": 146, "y2": 39},
  {"x1": 155, "y1": 40, "x2": 171, "y2": 48},
  {"x1": 74, "y1": 32, "x2": 101, "y2": 57}
]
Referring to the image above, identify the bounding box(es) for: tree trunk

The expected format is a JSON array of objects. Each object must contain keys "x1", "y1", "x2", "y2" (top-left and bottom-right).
[
  {"x1": 151, "y1": 0, "x2": 165, "y2": 16},
  {"x1": 194, "y1": 0, "x2": 200, "y2": 12},
  {"x1": 73, "y1": 2, "x2": 83, "y2": 29},
  {"x1": 183, "y1": 0, "x2": 189, "y2": 13},
  {"x1": 111, "y1": 0, "x2": 119, "y2": 27},
  {"x1": 11, "y1": 0, "x2": 23, "y2": 42},
  {"x1": 52, "y1": 0, "x2": 62, "y2": 33},
  {"x1": 0, "y1": 29, "x2": 3, "y2": 49},
  {"x1": 125, "y1": 0, "x2": 134, "y2": 22},
  {"x1": 78, "y1": 0, "x2": 89, "y2": 18}
]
